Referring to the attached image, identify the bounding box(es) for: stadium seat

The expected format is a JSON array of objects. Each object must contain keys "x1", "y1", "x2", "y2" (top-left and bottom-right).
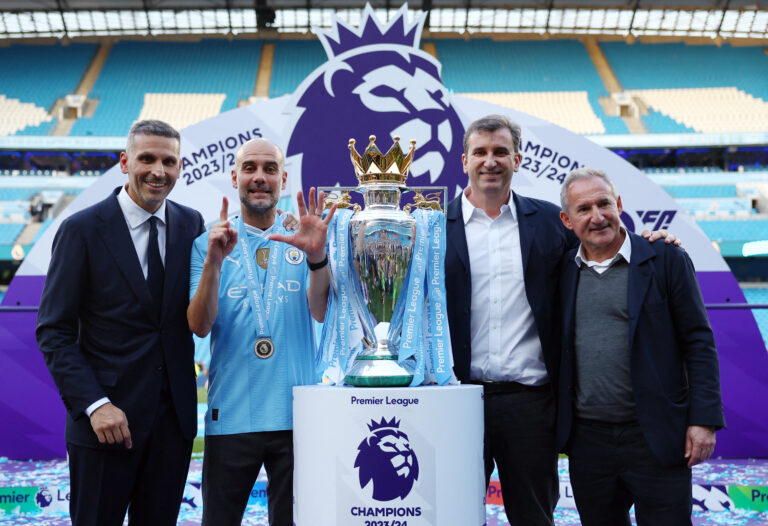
[
  {"x1": 0, "y1": 43, "x2": 97, "y2": 136},
  {"x1": 70, "y1": 40, "x2": 263, "y2": 136},
  {"x1": 433, "y1": 39, "x2": 628, "y2": 134}
]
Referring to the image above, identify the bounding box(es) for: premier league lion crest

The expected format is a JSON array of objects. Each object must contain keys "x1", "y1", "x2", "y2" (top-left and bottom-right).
[
  {"x1": 35, "y1": 487, "x2": 53, "y2": 508},
  {"x1": 285, "y1": 4, "x2": 466, "y2": 199},
  {"x1": 354, "y1": 417, "x2": 420, "y2": 501}
]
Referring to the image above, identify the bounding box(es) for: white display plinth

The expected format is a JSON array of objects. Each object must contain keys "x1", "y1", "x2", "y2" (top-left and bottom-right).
[{"x1": 293, "y1": 385, "x2": 484, "y2": 526}]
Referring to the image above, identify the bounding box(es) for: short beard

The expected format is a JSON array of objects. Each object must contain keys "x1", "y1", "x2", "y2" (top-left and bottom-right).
[{"x1": 241, "y1": 193, "x2": 278, "y2": 216}]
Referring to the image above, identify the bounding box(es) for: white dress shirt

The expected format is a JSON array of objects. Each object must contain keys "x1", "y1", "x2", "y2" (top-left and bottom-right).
[
  {"x1": 574, "y1": 227, "x2": 632, "y2": 272},
  {"x1": 86, "y1": 186, "x2": 167, "y2": 417},
  {"x1": 462, "y1": 189, "x2": 549, "y2": 385}
]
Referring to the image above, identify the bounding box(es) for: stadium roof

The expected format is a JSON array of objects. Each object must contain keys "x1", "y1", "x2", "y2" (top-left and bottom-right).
[{"x1": 1, "y1": 1, "x2": 766, "y2": 39}]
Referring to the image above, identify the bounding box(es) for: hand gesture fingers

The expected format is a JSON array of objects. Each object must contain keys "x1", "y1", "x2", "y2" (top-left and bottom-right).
[
  {"x1": 207, "y1": 196, "x2": 238, "y2": 265},
  {"x1": 219, "y1": 196, "x2": 229, "y2": 224}
]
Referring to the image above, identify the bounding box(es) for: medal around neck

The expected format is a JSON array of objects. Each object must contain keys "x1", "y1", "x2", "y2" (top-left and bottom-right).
[
  {"x1": 254, "y1": 337, "x2": 275, "y2": 359},
  {"x1": 319, "y1": 135, "x2": 456, "y2": 387}
]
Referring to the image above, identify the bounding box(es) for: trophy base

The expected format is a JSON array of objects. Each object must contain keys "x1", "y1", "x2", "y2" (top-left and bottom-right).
[{"x1": 344, "y1": 339, "x2": 415, "y2": 387}]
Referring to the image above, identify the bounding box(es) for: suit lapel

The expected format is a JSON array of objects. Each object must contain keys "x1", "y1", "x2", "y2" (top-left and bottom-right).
[
  {"x1": 96, "y1": 190, "x2": 157, "y2": 322},
  {"x1": 445, "y1": 196, "x2": 470, "y2": 274},
  {"x1": 514, "y1": 193, "x2": 537, "y2": 274},
  {"x1": 561, "y1": 252, "x2": 579, "y2": 372},
  {"x1": 162, "y1": 202, "x2": 187, "y2": 320},
  {"x1": 627, "y1": 233, "x2": 655, "y2": 348}
]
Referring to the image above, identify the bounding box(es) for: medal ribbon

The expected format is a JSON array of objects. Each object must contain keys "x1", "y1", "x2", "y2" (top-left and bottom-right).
[{"x1": 236, "y1": 216, "x2": 285, "y2": 340}]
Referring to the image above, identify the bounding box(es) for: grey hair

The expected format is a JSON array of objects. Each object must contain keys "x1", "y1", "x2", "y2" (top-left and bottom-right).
[
  {"x1": 127, "y1": 120, "x2": 180, "y2": 152},
  {"x1": 560, "y1": 167, "x2": 618, "y2": 212},
  {"x1": 463, "y1": 114, "x2": 522, "y2": 155}
]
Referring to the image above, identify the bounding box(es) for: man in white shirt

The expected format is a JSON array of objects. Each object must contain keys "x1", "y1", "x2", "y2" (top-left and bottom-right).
[
  {"x1": 37, "y1": 120, "x2": 205, "y2": 525},
  {"x1": 445, "y1": 115, "x2": 676, "y2": 526}
]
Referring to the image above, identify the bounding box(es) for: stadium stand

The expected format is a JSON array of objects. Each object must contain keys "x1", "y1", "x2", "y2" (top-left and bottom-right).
[
  {"x1": 661, "y1": 185, "x2": 740, "y2": 198},
  {"x1": 0, "y1": 223, "x2": 25, "y2": 244},
  {"x1": 0, "y1": 43, "x2": 97, "y2": 136},
  {"x1": 697, "y1": 219, "x2": 768, "y2": 242},
  {"x1": 743, "y1": 286, "x2": 768, "y2": 345},
  {"x1": 601, "y1": 42, "x2": 768, "y2": 133},
  {"x1": 432, "y1": 39, "x2": 628, "y2": 134},
  {"x1": 459, "y1": 91, "x2": 605, "y2": 135},
  {"x1": 269, "y1": 40, "x2": 326, "y2": 98},
  {"x1": 69, "y1": 40, "x2": 263, "y2": 136}
]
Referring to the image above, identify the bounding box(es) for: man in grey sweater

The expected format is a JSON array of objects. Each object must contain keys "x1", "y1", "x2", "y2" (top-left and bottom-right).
[{"x1": 556, "y1": 167, "x2": 725, "y2": 526}]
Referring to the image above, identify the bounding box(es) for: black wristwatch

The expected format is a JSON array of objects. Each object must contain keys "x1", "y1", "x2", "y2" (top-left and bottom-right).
[{"x1": 308, "y1": 254, "x2": 328, "y2": 271}]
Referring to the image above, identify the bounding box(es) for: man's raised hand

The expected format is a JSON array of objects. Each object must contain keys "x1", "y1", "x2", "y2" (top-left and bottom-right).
[
  {"x1": 206, "y1": 197, "x2": 238, "y2": 267},
  {"x1": 268, "y1": 188, "x2": 336, "y2": 264}
]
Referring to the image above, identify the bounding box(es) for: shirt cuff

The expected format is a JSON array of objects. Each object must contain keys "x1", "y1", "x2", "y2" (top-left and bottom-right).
[{"x1": 85, "y1": 397, "x2": 110, "y2": 417}]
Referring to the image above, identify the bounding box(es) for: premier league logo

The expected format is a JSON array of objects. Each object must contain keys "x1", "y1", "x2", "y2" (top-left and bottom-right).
[
  {"x1": 286, "y1": 4, "x2": 466, "y2": 199},
  {"x1": 354, "y1": 417, "x2": 420, "y2": 501},
  {"x1": 35, "y1": 487, "x2": 53, "y2": 508}
]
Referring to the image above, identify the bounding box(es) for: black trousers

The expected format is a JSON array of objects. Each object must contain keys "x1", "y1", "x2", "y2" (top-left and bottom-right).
[
  {"x1": 67, "y1": 391, "x2": 193, "y2": 526},
  {"x1": 483, "y1": 387, "x2": 559, "y2": 526},
  {"x1": 202, "y1": 430, "x2": 293, "y2": 526},
  {"x1": 567, "y1": 418, "x2": 692, "y2": 526}
]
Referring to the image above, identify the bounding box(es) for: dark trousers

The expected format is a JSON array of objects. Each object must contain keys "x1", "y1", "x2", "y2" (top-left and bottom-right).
[
  {"x1": 67, "y1": 392, "x2": 193, "y2": 526},
  {"x1": 202, "y1": 430, "x2": 293, "y2": 526},
  {"x1": 568, "y1": 418, "x2": 692, "y2": 526},
  {"x1": 483, "y1": 387, "x2": 559, "y2": 526}
]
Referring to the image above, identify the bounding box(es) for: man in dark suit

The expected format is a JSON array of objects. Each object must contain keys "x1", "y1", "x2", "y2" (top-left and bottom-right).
[
  {"x1": 36, "y1": 120, "x2": 205, "y2": 526},
  {"x1": 445, "y1": 115, "x2": 677, "y2": 526},
  {"x1": 556, "y1": 167, "x2": 724, "y2": 525},
  {"x1": 445, "y1": 115, "x2": 575, "y2": 526}
]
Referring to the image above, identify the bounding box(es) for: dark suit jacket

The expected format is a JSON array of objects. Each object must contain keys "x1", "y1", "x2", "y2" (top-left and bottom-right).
[
  {"x1": 556, "y1": 231, "x2": 725, "y2": 466},
  {"x1": 445, "y1": 191, "x2": 578, "y2": 390},
  {"x1": 36, "y1": 187, "x2": 205, "y2": 449}
]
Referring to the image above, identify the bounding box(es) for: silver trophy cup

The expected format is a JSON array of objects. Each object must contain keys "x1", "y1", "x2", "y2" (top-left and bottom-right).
[{"x1": 325, "y1": 135, "x2": 443, "y2": 387}]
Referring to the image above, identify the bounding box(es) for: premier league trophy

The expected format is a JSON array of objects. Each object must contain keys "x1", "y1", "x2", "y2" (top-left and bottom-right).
[{"x1": 319, "y1": 135, "x2": 454, "y2": 388}]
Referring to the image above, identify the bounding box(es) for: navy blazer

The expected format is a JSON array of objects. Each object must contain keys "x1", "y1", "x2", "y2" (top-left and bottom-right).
[
  {"x1": 37, "y1": 187, "x2": 205, "y2": 449},
  {"x1": 445, "y1": 191, "x2": 578, "y2": 389},
  {"x1": 556, "y1": 232, "x2": 725, "y2": 466}
]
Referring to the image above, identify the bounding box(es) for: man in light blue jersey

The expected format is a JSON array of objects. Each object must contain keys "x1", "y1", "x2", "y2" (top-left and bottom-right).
[{"x1": 187, "y1": 137, "x2": 336, "y2": 526}]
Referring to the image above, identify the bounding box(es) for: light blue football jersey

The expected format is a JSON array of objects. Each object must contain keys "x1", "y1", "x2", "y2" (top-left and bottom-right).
[{"x1": 190, "y1": 215, "x2": 319, "y2": 435}]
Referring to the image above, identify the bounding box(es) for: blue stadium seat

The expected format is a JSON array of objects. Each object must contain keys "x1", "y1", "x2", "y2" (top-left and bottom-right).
[
  {"x1": 642, "y1": 109, "x2": 696, "y2": 134},
  {"x1": 697, "y1": 219, "x2": 768, "y2": 242},
  {"x1": 600, "y1": 42, "x2": 768, "y2": 102},
  {"x1": 0, "y1": 188, "x2": 38, "y2": 201},
  {"x1": 269, "y1": 41, "x2": 326, "y2": 98},
  {"x1": 662, "y1": 185, "x2": 740, "y2": 198},
  {"x1": 743, "y1": 286, "x2": 768, "y2": 345},
  {"x1": 0, "y1": 223, "x2": 25, "y2": 243},
  {"x1": 433, "y1": 39, "x2": 627, "y2": 134},
  {"x1": 70, "y1": 40, "x2": 263, "y2": 137},
  {"x1": 0, "y1": 43, "x2": 97, "y2": 136}
]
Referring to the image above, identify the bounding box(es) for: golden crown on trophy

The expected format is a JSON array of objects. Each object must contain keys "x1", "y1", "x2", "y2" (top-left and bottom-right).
[{"x1": 348, "y1": 135, "x2": 416, "y2": 185}]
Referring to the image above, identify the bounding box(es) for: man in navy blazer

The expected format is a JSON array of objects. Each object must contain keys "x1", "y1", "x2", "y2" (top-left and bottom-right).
[
  {"x1": 445, "y1": 115, "x2": 578, "y2": 525},
  {"x1": 36, "y1": 120, "x2": 205, "y2": 525},
  {"x1": 445, "y1": 116, "x2": 679, "y2": 526},
  {"x1": 556, "y1": 168, "x2": 724, "y2": 525}
]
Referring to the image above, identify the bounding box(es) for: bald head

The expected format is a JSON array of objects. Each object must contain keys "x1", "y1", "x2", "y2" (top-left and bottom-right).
[
  {"x1": 235, "y1": 138, "x2": 285, "y2": 173},
  {"x1": 232, "y1": 137, "x2": 288, "y2": 221}
]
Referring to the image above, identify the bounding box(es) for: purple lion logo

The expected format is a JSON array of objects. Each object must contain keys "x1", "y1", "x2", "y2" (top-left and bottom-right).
[
  {"x1": 286, "y1": 4, "x2": 466, "y2": 200},
  {"x1": 35, "y1": 487, "x2": 53, "y2": 508},
  {"x1": 354, "y1": 417, "x2": 419, "y2": 501}
]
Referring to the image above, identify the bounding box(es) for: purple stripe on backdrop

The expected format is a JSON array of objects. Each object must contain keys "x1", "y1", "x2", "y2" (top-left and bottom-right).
[
  {"x1": 1, "y1": 272, "x2": 766, "y2": 459},
  {"x1": 696, "y1": 271, "x2": 768, "y2": 458}
]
